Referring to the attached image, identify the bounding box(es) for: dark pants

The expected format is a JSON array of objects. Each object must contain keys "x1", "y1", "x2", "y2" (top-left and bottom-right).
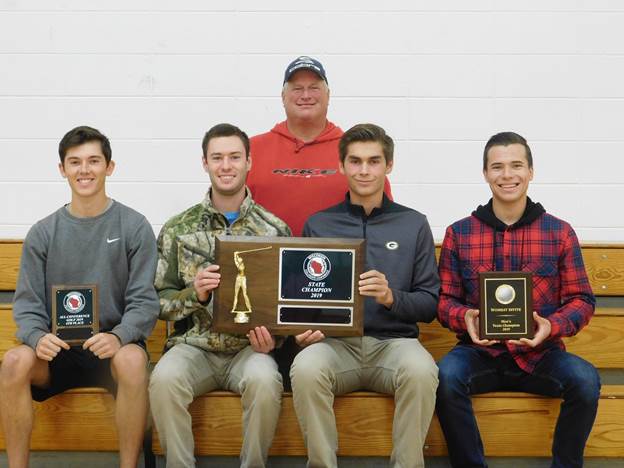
[{"x1": 436, "y1": 344, "x2": 600, "y2": 468}]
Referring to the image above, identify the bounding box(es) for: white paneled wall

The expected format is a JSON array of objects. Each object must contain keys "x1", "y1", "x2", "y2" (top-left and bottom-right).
[{"x1": 1, "y1": 1, "x2": 622, "y2": 241}]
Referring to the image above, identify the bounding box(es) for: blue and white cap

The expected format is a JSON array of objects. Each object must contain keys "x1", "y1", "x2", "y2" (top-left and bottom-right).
[{"x1": 283, "y1": 56, "x2": 328, "y2": 84}]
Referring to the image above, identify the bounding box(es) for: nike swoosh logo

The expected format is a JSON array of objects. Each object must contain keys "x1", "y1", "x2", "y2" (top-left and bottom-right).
[{"x1": 107, "y1": 237, "x2": 120, "y2": 244}]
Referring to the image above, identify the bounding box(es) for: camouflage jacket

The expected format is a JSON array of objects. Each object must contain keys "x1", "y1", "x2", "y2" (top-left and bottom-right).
[{"x1": 155, "y1": 188, "x2": 291, "y2": 353}]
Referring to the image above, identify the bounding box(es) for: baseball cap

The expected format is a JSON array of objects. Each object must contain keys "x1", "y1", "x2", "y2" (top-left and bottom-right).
[{"x1": 283, "y1": 56, "x2": 328, "y2": 84}]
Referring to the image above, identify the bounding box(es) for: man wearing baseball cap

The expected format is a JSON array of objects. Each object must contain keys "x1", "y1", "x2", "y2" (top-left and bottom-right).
[{"x1": 247, "y1": 55, "x2": 392, "y2": 236}]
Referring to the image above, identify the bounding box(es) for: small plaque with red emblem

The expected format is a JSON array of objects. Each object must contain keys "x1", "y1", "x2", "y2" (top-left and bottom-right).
[
  {"x1": 52, "y1": 285, "x2": 99, "y2": 345},
  {"x1": 212, "y1": 236, "x2": 365, "y2": 336}
]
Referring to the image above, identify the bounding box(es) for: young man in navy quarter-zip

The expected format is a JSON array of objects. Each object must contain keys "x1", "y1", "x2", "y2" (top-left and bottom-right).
[
  {"x1": 290, "y1": 123, "x2": 440, "y2": 468},
  {"x1": 436, "y1": 131, "x2": 599, "y2": 468},
  {"x1": 0, "y1": 126, "x2": 159, "y2": 468}
]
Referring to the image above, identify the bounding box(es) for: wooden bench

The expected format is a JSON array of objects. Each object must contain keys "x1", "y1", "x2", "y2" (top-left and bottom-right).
[{"x1": 0, "y1": 240, "x2": 623, "y2": 458}]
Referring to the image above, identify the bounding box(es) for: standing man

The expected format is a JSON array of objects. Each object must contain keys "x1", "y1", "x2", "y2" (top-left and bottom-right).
[
  {"x1": 149, "y1": 123, "x2": 291, "y2": 468},
  {"x1": 436, "y1": 132, "x2": 600, "y2": 468},
  {"x1": 0, "y1": 126, "x2": 159, "y2": 468},
  {"x1": 248, "y1": 55, "x2": 392, "y2": 236},
  {"x1": 290, "y1": 123, "x2": 439, "y2": 468}
]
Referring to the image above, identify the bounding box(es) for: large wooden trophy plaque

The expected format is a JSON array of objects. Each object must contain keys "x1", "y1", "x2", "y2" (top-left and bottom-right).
[{"x1": 212, "y1": 236, "x2": 365, "y2": 336}]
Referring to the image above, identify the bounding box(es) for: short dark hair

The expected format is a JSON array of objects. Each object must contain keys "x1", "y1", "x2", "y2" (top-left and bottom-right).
[
  {"x1": 202, "y1": 123, "x2": 250, "y2": 160},
  {"x1": 483, "y1": 131, "x2": 533, "y2": 170},
  {"x1": 339, "y1": 123, "x2": 394, "y2": 164},
  {"x1": 58, "y1": 126, "x2": 112, "y2": 164}
]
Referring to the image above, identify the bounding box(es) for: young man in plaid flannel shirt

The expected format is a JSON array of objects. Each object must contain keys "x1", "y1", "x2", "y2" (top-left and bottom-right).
[{"x1": 435, "y1": 131, "x2": 600, "y2": 468}]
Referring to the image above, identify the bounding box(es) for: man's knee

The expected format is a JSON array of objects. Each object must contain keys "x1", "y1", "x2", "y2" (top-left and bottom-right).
[
  {"x1": 397, "y1": 355, "x2": 439, "y2": 390},
  {"x1": 148, "y1": 357, "x2": 192, "y2": 404},
  {"x1": 0, "y1": 346, "x2": 38, "y2": 387},
  {"x1": 242, "y1": 361, "x2": 282, "y2": 396},
  {"x1": 564, "y1": 357, "x2": 601, "y2": 405},
  {"x1": 290, "y1": 346, "x2": 333, "y2": 391},
  {"x1": 436, "y1": 356, "x2": 470, "y2": 401},
  {"x1": 112, "y1": 344, "x2": 148, "y2": 386}
]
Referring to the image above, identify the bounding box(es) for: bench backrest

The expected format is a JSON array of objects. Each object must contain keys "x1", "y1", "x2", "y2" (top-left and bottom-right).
[
  {"x1": 3, "y1": 241, "x2": 622, "y2": 296},
  {"x1": 1, "y1": 240, "x2": 622, "y2": 368}
]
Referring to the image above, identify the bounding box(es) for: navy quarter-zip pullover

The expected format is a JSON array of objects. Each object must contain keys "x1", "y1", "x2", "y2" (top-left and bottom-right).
[{"x1": 303, "y1": 194, "x2": 439, "y2": 339}]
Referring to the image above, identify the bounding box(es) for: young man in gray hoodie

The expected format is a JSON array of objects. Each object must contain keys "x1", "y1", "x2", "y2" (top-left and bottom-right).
[{"x1": 0, "y1": 126, "x2": 159, "y2": 468}]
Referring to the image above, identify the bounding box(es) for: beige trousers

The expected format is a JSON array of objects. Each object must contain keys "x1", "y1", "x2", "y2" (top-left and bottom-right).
[
  {"x1": 149, "y1": 343, "x2": 282, "y2": 468},
  {"x1": 290, "y1": 336, "x2": 438, "y2": 468}
]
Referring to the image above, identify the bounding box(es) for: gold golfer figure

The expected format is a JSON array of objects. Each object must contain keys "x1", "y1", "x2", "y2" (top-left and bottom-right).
[{"x1": 231, "y1": 246, "x2": 272, "y2": 323}]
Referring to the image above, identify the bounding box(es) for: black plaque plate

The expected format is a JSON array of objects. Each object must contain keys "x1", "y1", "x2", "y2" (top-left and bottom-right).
[
  {"x1": 279, "y1": 249, "x2": 354, "y2": 302},
  {"x1": 278, "y1": 305, "x2": 353, "y2": 326}
]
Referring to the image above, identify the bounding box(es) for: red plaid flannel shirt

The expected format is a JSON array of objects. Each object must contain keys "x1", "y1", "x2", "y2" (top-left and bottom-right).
[{"x1": 437, "y1": 212, "x2": 595, "y2": 373}]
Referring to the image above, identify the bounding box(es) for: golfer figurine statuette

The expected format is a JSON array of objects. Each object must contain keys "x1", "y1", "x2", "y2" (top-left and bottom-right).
[{"x1": 231, "y1": 246, "x2": 273, "y2": 323}]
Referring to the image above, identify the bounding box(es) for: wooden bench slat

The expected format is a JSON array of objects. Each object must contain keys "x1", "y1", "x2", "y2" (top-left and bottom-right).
[
  {"x1": 583, "y1": 248, "x2": 624, "y2": 296},
  {"x1": 0, "y1": 391, "x2": 118, "y2": 451},
  {"x1": 151, "y1": 386, "x2": 624, "y2": 457},
  {"x1": 0, "y1": 308, "x2": 19, "y2": 360},
  {"x1": 0, "y1": 386, "x2": 620, "y2": 456},
  {"x1": 146, "y1": 320, "x2": 166, "y2": 362},
  {"x1": 0, "y1": 241, "x2": 21, "y2": 291}
]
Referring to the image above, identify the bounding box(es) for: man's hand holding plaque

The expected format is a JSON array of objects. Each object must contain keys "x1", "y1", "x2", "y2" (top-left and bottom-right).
[
  {"x1": 83, "y1": 332, "x2": 122, "y2": 359},
  {"x1": 194, "y1": 264, "x2": 221, "y2": 303},
  {"x1": 35, "y1": 333, "x2": 70, "y2": 361},
  {"x1": 247, "y1": 326, "x2": 276, "y2": 353},
  {"x1": 358, "y1": 270, "x2": 393, "y2": 308},
  {"x1": 464, "y1": 309, "x2": 499, "y2": 346},
  {"x1": 508, "y1": 311, "x2": 551, "y2": 348}
]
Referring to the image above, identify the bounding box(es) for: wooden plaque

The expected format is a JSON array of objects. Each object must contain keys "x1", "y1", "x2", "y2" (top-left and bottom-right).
[
  {"x1": 479, "y1": 272, "x2": 534, "y2": 340},
  {"x1": 212, "y1": 236, "x2": 365, "y2": 336},
  {"x1": 52, "y1": 284, "x2": 99, "y2": 345}
]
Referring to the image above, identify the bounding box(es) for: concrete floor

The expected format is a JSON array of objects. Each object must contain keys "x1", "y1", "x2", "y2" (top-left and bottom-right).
[{"x1": 1, "y1": 453, "x2": 622, "y2": 467}]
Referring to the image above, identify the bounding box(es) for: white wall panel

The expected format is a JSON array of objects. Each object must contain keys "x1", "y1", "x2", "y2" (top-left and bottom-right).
[
  {"x1": 390, "y1": 141, "x2": 484, "y2": 184},
  {"x1": 331, "y1": 99, "x2": 410, "y2": 141},
  {"x1": 0, "y1": 3, "x2": 622, "y2": 242},
  {"x1": 579, "y1": 100, "x2": 624, "y2": 141},
  {"x1": 0, "y1": 54, "x2": 154, "y2": 97},
  {"x1": 492, "y1": 99, "x2": 582, "y2": 140},
  {"x1": 5, "y1": 1, "x2": 624, "y2": 13},
  {"x1": 6, "y1": 53, "x2": 624, "y2": 100},
  {"x1": 0, "y1": 98, "x2": 281, "y2": 139},
  {"x1": 407, "y1": 99, "x2": 494, "y2": 140}
]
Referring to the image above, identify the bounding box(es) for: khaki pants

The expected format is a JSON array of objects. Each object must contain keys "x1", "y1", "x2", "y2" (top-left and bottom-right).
[
  {"x1": 149, "y1": 343, "x2": 282, "y2": 468},
  {"x1": 290, "y1": 336, "x2": 438, "y2": 468}
]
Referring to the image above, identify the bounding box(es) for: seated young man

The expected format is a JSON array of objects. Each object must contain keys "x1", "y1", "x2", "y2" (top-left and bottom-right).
[
  {"x1": 436, "y1": 131, "x2": 600, "y2": 468},
  {"x1": 149, "y1": 123, "x2": 291, "y2": 468},
  {"x1": 0, "y1": 126, "x2": 159, "y2": 468},
  {"x1": 290, "y1": 123, "x2": 440, "y2": 468}
]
